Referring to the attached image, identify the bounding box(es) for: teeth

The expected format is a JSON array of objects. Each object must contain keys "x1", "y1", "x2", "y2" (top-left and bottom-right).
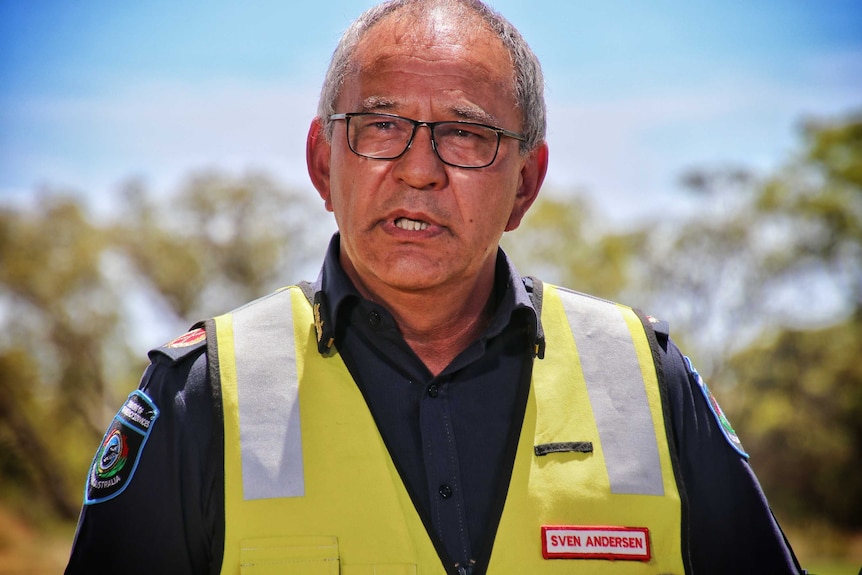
[{"x1": 395, "y1": 218, "x2": 429, "y2": 231}]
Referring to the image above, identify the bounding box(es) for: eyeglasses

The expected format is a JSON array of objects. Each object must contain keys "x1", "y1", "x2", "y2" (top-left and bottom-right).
[{"x1": 329, "y1": 112, "x2": 526, "y2": 169}]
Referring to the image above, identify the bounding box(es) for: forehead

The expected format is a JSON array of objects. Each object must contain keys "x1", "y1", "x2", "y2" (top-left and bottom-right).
[{"x1": 342, "y1": 7, "x2": 516, "y2": 115}]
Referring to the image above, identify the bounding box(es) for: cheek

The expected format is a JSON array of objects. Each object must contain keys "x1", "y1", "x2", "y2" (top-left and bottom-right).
[
  {"x1": 461, "y1": 195, "x2": 515, "y2": 250},
  {"x1": 465, "y1": 175, "x2": 519, "y2": 226},
  {"x1": 328, "y1": 153, "x2": 358, "y2": 210},
  {"x1": 330, "y1": 166, "x2": 376, "y2": 228}
]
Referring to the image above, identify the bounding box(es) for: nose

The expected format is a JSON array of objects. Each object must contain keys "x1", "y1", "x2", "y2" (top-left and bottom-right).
[{"x1": 391, "y1": 124, "x2": 447, "y2": 190}]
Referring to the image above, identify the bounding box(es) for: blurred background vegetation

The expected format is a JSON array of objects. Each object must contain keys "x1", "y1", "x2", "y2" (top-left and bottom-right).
[{"x1": 1, "y1": 111, "x2": 860, "y2": 573}]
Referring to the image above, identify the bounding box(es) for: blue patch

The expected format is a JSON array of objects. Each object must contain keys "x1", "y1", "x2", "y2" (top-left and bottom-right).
[
  {"x1": 84, "y1": 390, "x2": 160, "y2": 504},
  {"x1": 685, "y1": 356, "x2": 749, "y2": 459}
]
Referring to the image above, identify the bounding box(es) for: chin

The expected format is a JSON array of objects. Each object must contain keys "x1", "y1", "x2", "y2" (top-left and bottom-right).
[
  {"x1": 375, "y1": 262, "x2": 452, "y2": 292},
  {"x1": 381, "y1": 273, "x2": 446, "y2": 292}
]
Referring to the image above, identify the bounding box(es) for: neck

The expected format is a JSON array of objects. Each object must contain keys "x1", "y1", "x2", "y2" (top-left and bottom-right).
[
  {"x1": 346, "y1": 263, "x2": 498, "y2": 376},
  {"x1": 395, "y1": 285, "x2": 496, "y2": 375}
]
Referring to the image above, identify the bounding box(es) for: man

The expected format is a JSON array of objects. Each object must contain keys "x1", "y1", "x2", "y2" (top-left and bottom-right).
[{"x1": 66, "y1": 1, "x2": 804, "y2": 573}]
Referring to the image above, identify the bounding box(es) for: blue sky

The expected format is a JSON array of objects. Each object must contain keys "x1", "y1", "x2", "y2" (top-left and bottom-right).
[{"x1": 2, "y1": 1, "x2": 861, "y2": 223}]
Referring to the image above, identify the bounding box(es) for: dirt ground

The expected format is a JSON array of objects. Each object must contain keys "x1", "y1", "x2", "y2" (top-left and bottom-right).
[{"x1": 0, "y1": 507, "x2": 74, "y2": 575}]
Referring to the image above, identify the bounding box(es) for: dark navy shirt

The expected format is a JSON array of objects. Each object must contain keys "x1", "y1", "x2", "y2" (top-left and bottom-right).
[
  {"x1": 321, "y1": 236, "x2": 538, "y2": 571},
  {"x1": 66, "y1": 234, "x2": 803, "y2": 575}
]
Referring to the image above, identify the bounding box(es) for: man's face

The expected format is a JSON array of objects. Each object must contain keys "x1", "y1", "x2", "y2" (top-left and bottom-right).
[{"x1": 308, "y1": 10, "x2": 547, "y2": 298}]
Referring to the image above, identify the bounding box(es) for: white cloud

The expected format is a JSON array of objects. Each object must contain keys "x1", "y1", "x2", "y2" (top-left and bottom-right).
[
  {"x1": 542, "y1": 53, "x2": 862, "y2": 223},
  {"x1": 1, "y1": 78, "x2": 323, "y2": 212}
]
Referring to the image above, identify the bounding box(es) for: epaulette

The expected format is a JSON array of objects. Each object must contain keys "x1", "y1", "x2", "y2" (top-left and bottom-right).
[
  {"x1": 148, "y1": 322, "x2": 207, "y2": 364},
  {"x1": 645, "y1": 315, "x2": 670, "y2": 343},
  {"x1": 296, "y1": 280, "x2": 336, "y2": 355}
]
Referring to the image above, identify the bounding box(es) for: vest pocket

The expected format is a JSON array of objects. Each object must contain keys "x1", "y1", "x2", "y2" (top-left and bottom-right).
[
  {"x1": 238, "y1": 536, "x2": 418, "y2": 574},
  {"x1": 240, "y1": 535, "x2": 339, "y2": 574},
  {"x1": 341, "y1": 566, "x2": 417, "y2": 575}
]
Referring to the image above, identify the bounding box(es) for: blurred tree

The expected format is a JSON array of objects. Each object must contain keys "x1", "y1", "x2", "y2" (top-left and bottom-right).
[
  {"x1": 0, "y1": 172, "x2": 324, "y2": 522},
  {"x1": 755, "y1": 115, "x2": 862, "y2": 313},
  {"x1": 638, "y1": 112, "x2": 862, "y2": 374},
  {"x1": 723, "y1": 114, "x2": 862, "y2": 528},
  {"x1": 502, "y1": 192, "x2": 640, "y2": 301},
  {"x1": 114, "y1": 170, "x2": 327, "y2": 322},
  {"x1": 636, "y1": 111, "x2": 862, "y2": 527},
  {"x1": 724, "y1": 317, "x2": 862, "y2": 528},
  {"x1": 0, "y1": 195, "x2": 122, "y2": 520}
]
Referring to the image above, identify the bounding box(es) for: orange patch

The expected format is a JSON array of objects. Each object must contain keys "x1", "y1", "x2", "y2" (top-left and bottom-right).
[{"x1": 165, "y1": 328, "x2": 206, "y2": 348}]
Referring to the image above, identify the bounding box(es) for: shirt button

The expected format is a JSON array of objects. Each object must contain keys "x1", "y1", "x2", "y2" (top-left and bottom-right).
[
  {"x1": 438, "y1": 484, "x2": 453, "y2": 499},
  {"x1": 427, "y1": 384, "x2": 439, "y2": 398},
  {"x1": 367, "y1": 311, "x2": 381, "y2": 327}
]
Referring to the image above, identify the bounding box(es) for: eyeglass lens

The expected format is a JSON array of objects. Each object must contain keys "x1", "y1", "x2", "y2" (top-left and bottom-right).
[{"x1": 347, "y1": 114, "x2": 500, "y2": 168}]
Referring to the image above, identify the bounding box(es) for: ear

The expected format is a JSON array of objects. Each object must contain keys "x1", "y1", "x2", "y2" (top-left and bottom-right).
[
  {"x1": 306, "y1": 117, "x2": 334, "y2": 211},
  {"x1": 505, "y1": 141, "x2": 549, "y2": 231}
]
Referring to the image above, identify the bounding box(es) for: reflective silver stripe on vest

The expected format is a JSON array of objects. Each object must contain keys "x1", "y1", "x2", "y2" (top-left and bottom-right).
[
  {"x1": 233, "y1": 289, "x2": 305, "y2": 500},
  {"x1": 557, "y1": 289, "x2": 664, "y2": 495}
]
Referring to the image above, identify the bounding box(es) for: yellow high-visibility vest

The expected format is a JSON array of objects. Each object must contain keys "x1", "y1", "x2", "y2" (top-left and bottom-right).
[{"x1": 210, "y1": 282, "x2": 686, "y2": 574}]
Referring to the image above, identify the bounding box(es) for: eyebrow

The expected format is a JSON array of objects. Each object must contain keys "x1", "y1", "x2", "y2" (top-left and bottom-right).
[
  {"x1": 358, "y1": 97, "x2": 498, "y2": 125},
  {"x1": 450, "y1": 105, "x2": 497, "y2": 126},
  {"x1": 359, "y1": 96, "x2": 398, "y2": 112}
]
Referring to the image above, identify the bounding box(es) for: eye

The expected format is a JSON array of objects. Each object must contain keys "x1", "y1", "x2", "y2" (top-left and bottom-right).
[
  {"x1": 356, "y1": 115, "x2": 410, "y2": 138},
  {"x1": 453, "y1": 126, "x2": 485, "y2": 139},
  {"x1": 370, "y1": 120, "x2": 396, "y2": 131},
  {"x1": 438, "y1": 123, "x2": 494, "y2": 143}
]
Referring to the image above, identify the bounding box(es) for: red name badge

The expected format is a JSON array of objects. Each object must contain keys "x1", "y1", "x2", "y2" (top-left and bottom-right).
[{"x1": 542, "y1": 526, "x2": 651, "y2": 561}]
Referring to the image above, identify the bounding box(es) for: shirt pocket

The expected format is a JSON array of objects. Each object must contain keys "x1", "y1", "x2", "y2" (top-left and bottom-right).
[{"x1": 342, "y1": 566, "x2": 417, "y2": 575}]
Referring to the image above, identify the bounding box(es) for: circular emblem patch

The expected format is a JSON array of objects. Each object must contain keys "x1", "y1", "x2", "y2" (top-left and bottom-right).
[
  {"x1": 685, "y1": 356, "x2": 748, "y2": 458},
  {"x1": 97, "y1": 429, "x2": 128, "y2": 479},
  {"x1": 85, "y1": 390, "x2": 160, "y2": 505}
]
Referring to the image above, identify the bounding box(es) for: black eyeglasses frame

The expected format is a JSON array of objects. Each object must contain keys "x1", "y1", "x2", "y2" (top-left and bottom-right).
[{"x1": 329, "y1": 112, "x2": 526, "y2": 169}]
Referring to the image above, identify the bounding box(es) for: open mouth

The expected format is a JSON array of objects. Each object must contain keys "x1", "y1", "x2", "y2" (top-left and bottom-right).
[{"x1": 394, "y1": 217, "x2": 430, "y2": 231}]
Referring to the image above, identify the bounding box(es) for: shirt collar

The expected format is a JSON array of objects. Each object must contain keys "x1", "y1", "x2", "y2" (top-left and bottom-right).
[{"x1": 310, "y1": 233, "x2": 543, "y2": 356}]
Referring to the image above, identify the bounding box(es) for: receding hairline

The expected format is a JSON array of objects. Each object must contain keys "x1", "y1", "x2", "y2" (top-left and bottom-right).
[{"x1": 344, "y1": 3, "x2": 518, "y2": 93}]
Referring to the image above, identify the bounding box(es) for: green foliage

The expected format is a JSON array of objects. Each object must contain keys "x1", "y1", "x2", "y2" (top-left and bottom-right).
[
  {"x1": 114, "y1": 171, "x2": 326, "y2": 321},
  {"x1": 636, "y1": 112, "x2": 862, "y2": 374},
  {"x1": 758, "y1": 115, "x2": 862, "y2": 309},
  {"x1": 723, "y1": 317, "x2": 862, "y2": 528},
  {"x1": 502, "y1": 193, "x2": 639, "y2": 301},
  {"x1": 635, "y1": 110, "x2": 862, "y2": 531},
  {"x1": 0, "y1": 196, "x2": 119, "y2": 520},
  {"x1": 0, "y1": 172, "x2": 322, "y2": 523}
]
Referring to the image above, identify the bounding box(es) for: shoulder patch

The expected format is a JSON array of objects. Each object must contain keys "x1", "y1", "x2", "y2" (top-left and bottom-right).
[
  {"x1": 165, "y1": 327, "x2": 206, "y2": 348},
  {"x1": 84, "y1": 390, "x2": 160, "y2": 504},
  {"x1": 151, "y1": 326, "x2": 207, "y2": 363},
  {"x1": 685, "y1": 356, "x2": 748, "y2": 459}
]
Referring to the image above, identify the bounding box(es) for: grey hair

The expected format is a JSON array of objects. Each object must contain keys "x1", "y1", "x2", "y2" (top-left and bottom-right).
[{"x1": 317, "y1": 0, "x2": 546, "y2": 153}]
